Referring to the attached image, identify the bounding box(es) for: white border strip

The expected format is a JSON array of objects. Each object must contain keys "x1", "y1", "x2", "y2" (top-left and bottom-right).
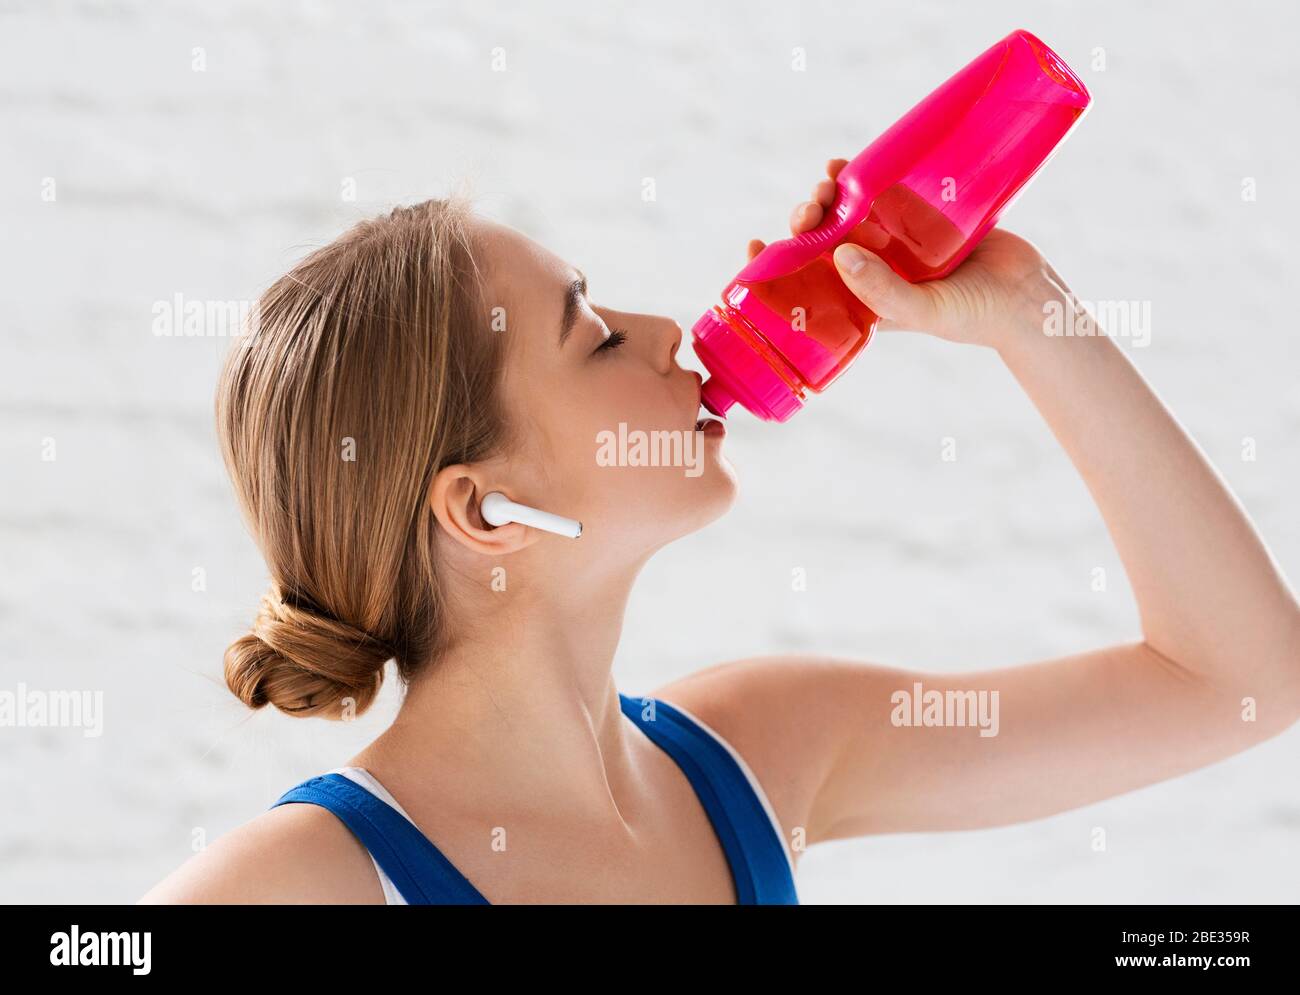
[{"x1": 328, "y1": 765, "x2": 410, "y2": 906}]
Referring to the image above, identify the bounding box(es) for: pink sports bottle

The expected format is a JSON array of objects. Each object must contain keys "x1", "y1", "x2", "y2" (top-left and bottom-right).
[{"x1": 693, "y1": 28, "x2": 1091, "y2": 422}]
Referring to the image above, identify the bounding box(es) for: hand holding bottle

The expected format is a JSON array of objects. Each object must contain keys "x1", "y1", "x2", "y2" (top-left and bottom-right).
[
  {"x1": 699, "y1": 28, "x2": 1090, "y2": 421},
  {"x1": 748, "y1": 157, "x2": 1065, "y2": 352}
]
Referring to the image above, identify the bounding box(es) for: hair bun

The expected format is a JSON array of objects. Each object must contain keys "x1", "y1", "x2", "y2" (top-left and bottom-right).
[{"x1": 224, "y1": 589, "x2": 394, "y2": 718}]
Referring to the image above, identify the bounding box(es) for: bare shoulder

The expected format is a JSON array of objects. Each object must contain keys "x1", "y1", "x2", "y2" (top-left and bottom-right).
[
  {"x1": 137, "y1": 799, "x2": 386, "y2": 904},
  {"x1": 648, "y1": 653, "x2": 872, "y2": 853},
  {"x1": 652, "y1": 643, "x2": 1297, "y2": 844}
]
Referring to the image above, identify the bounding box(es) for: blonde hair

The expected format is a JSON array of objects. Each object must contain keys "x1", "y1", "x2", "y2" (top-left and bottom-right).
[{"x1": 216, "y1": 198, "x2": 508, "y2": 718}]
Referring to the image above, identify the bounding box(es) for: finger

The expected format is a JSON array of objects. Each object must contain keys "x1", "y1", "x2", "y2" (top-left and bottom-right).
[
  {"x1": 812, "y1": 177, "x2": 837, "y2": 208},
  {"x1": 789, "y1": 200, "x2": 823, "y2": 234},
  {"x1": 747, "y1": 238, "x2": 766, "y2": 261},
  {"x1": 826, "y1": 157, "x2": 849, "y2": 180},
  {"x1": 831, "y1": 243, "x2": 938, "y2": 330}
]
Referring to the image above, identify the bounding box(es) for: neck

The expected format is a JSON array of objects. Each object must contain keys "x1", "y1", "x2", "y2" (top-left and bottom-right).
[{"x1": 353, "y1": 549, "x2": 656, "y2": 826}]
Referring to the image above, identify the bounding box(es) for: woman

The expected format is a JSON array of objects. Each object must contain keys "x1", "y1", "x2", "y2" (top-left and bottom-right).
[{"x1": 140, "y1": 158, "x2": 1299, "y2": 904}]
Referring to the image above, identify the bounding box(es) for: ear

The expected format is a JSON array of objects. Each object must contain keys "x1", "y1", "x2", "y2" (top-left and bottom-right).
[{"x1": 428, "y1": 464, "x2": 542, "y2": 555}]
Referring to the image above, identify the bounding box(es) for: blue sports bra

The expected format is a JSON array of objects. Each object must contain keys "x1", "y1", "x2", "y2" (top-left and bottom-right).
[{"x1": 270, "y1": 692, "x2": 799, "y2": 904}]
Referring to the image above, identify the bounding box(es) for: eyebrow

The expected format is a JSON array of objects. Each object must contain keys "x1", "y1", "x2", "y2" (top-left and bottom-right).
[{"x1": 558, "y1": 269, "x2": 588, "y2": 348}]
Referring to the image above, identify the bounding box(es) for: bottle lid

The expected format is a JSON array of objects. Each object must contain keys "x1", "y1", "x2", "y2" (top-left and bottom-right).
[
  {"x1": 699, "y1": 376, "x2": 735, "y2": 418},
  {"x1": 691, "y1": 309, "x2": 804, "y2": 422}
]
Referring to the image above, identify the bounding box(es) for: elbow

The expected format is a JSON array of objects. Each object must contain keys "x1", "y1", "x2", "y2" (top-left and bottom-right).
[
  {"x1": 1143, "y1": 598, "x2": 1300, "y2": 728},
  {"x1": 1281, "y1": 617, "x2": 1300, "y2": 724},
  {"x1": 1271, "y1": 600, "x2": 1300, "y2": 722}
]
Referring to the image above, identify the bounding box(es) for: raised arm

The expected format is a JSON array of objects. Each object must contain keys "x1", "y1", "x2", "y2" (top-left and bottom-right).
[{"x1": 655, "y1": 160, "x2": 1300, "y2": 848}]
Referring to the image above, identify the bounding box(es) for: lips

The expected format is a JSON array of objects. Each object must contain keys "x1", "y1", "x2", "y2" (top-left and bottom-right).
[{"x1": 697, "y1": 415, "x2": 725, "y2": 436}]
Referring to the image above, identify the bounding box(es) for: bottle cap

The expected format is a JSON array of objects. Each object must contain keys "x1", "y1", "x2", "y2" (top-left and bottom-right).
[
  {"x1": 691, "y1": 309, "x2": 804, "y2": 422},
  {"x1": 699, "y1": 376, "x2": 736, "y2": 418}
]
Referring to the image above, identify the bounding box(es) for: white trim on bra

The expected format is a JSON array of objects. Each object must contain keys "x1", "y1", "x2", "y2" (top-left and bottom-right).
[
  {"x1": 658, "y1": 699, "x2": 799, "y2": 880},
  {"x1": 326, "y1": 766, "x2": 410, "y2": 905}
]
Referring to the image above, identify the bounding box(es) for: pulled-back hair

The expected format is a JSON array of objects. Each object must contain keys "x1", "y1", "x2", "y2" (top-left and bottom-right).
[{"x1": 216, "y1": 197, "x2": 508, "y2": 718}]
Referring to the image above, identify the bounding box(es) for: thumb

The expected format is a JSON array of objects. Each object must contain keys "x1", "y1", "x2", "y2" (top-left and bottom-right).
[{"x1": 832, "y1": 243, "x2": 936, "y2": 331}]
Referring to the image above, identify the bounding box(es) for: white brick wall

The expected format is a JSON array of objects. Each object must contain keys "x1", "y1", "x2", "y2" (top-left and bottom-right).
[{"x1": 2, "y1": 0, "x2": 1296, "y2": 902}]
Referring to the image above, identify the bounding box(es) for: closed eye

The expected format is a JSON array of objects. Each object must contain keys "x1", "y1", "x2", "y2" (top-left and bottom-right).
[{"x1": 594, "y1": 327, "x2": 628, "y2": 355}]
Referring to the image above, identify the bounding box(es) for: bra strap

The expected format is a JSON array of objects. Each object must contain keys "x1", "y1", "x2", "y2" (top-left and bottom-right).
[
  {"x1": 272, "y1": 773, "x2": 489, "y2": 904},
  {"x1": 620, "y1": 693, "x2": 799, "y2": 905}
]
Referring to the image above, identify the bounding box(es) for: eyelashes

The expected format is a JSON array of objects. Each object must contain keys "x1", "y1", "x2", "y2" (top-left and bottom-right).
[{"x1": 594, "y1": 327, "x2": 628, "y2": 355}]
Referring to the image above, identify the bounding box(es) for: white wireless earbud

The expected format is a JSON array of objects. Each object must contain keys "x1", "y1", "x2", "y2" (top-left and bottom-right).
[{"x1": 480, "y1": 491, "x2": 583, "y2": 539}]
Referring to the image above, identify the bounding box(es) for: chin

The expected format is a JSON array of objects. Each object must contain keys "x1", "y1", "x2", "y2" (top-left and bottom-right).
[
  {"x1": 601, "y1": 456, "x2": 739, "y2": 551},
  {"x1": 678, "y1": 460, "x2": 739, "y2": 534}
]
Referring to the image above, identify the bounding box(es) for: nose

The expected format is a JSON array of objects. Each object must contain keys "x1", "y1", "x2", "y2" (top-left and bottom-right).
[{"x1": 659, "y1": 317, "x2": 684, "y2": 372}]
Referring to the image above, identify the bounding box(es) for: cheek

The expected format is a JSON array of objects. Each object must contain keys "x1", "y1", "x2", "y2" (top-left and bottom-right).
[
  {"x1": 587, "y1": 365, "x2": 680, "y2": 432},
  {"x1": 546, "y1": 366, "x2": 723, "y2": 518},
  {"x1": 537, "y1": 378, "x2": 633, "y2": 481}
]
